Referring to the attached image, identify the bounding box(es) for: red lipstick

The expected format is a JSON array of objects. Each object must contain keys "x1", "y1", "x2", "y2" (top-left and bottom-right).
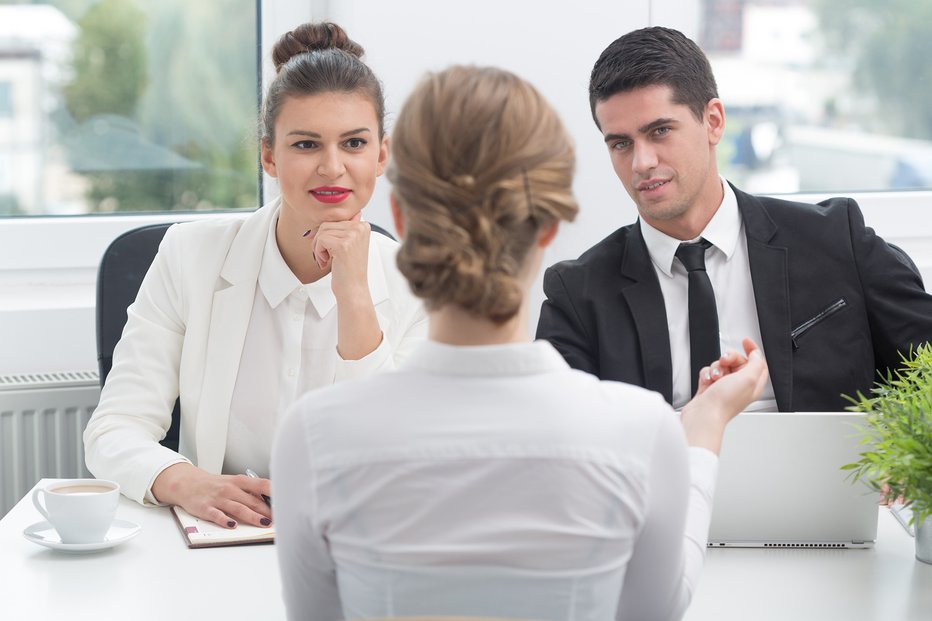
[{"x1": 310, "y1": 186, "x2": 351, "y2": 204}]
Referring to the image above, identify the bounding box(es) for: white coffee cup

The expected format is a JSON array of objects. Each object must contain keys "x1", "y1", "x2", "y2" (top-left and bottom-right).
[{"x1": 31, "y1": 479, "x2": 120, "y2": 544}]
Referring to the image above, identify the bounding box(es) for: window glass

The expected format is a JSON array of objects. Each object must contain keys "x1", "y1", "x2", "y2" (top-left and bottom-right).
[
  {"x1": 702, "y1": 0, "x2": 932, "y2": 194},
  {"x1": 0, "y1": 0, "x2": 258, "y2": 216}
]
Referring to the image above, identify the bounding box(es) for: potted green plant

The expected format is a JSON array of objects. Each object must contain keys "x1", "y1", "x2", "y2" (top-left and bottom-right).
[{"x1": 843, "y1": 343, "x2": 932, "y2": 564}]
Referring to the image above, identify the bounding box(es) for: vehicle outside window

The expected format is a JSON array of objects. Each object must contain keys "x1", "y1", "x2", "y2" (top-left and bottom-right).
[{"x1": 702, "y1": 0, "x2": 932, "y2": 194}]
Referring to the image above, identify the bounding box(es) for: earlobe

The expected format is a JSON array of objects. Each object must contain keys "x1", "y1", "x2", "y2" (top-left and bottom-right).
[
  {"x1": 376, "y1": 135, "x2": 390, "y2": 177},
  {"x1": 537, "y1": 222, "x2": 559, "y2": 248},
  {"x1": 706, "y1": 98, "x2": 726, "y2": 145},
  {"x1": 260, "y1": 140, "x2": 277, "y2": 178}
]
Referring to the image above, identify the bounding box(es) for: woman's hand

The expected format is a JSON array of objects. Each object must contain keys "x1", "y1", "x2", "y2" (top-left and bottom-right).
[
  {"x1": 151, "y1": 462, "x2": 272, "y2": 529},
  {"x1": 680, "y1": 338, "x2": 769, "y2": 454},
  {"x1": 306, "y1": 213, "x2": 383, "y2": 360},
  {"x1": 694, "y1": 347, "x2": 755, "y2": 397},
  {"x1": 309, "y1": 212, "x2": 371, "y2": 301}
]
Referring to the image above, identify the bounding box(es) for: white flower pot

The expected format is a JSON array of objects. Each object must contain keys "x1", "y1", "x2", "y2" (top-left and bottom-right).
[{"x1": 917, "y1": 514, "x2": 932, "y2": 564}]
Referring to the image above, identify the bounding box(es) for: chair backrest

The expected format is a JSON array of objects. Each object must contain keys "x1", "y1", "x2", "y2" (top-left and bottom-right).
[
  {"x1": 96, "y1": 222, "x2": 182, "y2": 451},
  {"x1": 95, "y1": 219, "x2": 397, "y2": 453}
]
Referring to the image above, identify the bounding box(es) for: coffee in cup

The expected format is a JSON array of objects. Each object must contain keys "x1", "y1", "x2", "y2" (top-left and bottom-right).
[{"x1": 32, "y1": 479, "x2": 120, "y2": 544}]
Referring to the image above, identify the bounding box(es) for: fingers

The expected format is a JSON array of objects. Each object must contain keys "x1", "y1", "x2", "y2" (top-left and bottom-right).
[
  {"x1": 310, "y1": 219, "x2": 370, "y2": 270},
  {"x1": 177, "y1": 474, "x2": 273, "y2": 530}
]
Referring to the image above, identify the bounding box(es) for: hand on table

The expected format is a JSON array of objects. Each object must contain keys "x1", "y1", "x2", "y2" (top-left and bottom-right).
[{"x1": 151, "y1": 462, "x2": 272, "y2": 529}]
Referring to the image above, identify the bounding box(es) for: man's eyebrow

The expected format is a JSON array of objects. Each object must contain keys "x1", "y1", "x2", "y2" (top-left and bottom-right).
[
  {"x1": 639, "y1": 117, "x2": 678, "y2": 134},
  {"x1": 603, "y1": 117, "x2": 679, "y2": 143}
]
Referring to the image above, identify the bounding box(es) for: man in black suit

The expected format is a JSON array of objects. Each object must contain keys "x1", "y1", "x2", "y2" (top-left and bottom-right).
[{"x1": 537, "y1": 26, "x2": 932, "y2": 412}]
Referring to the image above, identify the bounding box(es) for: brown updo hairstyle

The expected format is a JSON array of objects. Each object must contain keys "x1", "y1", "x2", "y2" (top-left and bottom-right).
[
  {"x1": 261, "y1": 22, "x2": 385, "y2": 146},
  {"x1": 388, "y1": 66, "x2": 578, "y2": 324}
]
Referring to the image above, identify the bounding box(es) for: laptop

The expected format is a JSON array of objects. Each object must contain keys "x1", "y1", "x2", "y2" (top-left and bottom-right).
[{"x1": 707, "y1": 411, "x2": 880, "y2": 548}]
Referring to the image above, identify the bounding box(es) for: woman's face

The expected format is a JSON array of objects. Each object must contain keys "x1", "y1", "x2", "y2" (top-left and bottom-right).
[{"x1": 261, "y1": 91, "x2": 388, "y2": 232}]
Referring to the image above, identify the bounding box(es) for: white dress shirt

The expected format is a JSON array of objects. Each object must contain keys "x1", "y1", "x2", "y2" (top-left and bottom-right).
[
  {"x1": 272, "y1": 340, "x2": 719, "y2": 621},
  {"x1": 640, "y1": 178, "x2": 777, "y2": 411},
  {"x1": 223, "y1": 215, "x2": 405, "y2": 477},
  {"x1": 84, "y1": 199, "x2": 428, "y2": 505}
]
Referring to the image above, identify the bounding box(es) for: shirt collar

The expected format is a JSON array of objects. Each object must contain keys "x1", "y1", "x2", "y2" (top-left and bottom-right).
[
  {"x1": 258, "y1": 215, "x2": 391, "y2": 316},
  {"x1": 258, "y1": 213, "x2": 303, "y2": 309},
  {"x1": 639, "y1": 177, "x2": 742, "y2": 277},
  {"x1": 402, "y1": 340, "x2": 570, "y2": 377}
]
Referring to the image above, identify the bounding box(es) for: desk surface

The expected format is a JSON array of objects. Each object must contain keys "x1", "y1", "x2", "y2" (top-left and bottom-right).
[
  {"x1": 2, "y1": 480, "x2": 930, "y2": 621},
  {"x1": 1, "y1": 480, "x2": 286, "y2": 621}
]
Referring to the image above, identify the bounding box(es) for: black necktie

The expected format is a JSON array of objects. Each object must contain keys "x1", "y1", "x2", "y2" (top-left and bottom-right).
[{"x1": 675, "y1": 238, "x2": 720, "y2": 396}]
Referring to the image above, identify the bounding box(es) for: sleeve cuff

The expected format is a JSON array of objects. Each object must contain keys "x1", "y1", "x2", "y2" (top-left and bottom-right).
[
  {"x1": 333, "y1": 331, "x2": 391, "y2": 382},
  {"x1": 143, "y1": 456, "x2": 193, "y2": 506}
]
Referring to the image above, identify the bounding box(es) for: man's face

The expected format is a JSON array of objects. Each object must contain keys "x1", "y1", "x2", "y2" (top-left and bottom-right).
[{"x1": 594, "y1": 84, "x2": 724, "y2": 238}]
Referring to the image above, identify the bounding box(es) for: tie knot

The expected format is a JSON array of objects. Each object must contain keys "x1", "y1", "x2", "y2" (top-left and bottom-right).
[{"x1": 675, "y1": 238, "x2": 712, "y2": 272}]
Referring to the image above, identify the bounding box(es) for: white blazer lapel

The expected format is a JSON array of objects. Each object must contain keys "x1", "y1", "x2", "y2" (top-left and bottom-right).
[{"x1": 195, "y1": 202, "x2": 279, "y2": 473}]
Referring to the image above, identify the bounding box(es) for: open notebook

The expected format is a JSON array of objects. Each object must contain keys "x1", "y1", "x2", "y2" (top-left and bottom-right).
[
  {"x1": 171, "y1": 506, "x2": 275, "y2": 549},
  {"x1": 708, "y1": 411, "x2": 879, "y2": 548}
]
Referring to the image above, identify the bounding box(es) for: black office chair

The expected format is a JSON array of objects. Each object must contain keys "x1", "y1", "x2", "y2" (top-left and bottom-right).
[
  {"x1": 96, "y1": 219, "x2": 397, "y2": 453},
  {"x1": 96, "y1": 222, "x2": 182, "y2": 451}
]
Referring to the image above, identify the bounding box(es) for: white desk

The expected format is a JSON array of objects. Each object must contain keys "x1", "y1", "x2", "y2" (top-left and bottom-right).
[
  {"x1": 685, "y1": 507, "x2": 931, "y2": 621},
  {"x1": 2, "y1": 480, "x2": 930, "y2": 621},
  {"x1": 1, "y1": 479, "x2": 286, "y2": 621}
]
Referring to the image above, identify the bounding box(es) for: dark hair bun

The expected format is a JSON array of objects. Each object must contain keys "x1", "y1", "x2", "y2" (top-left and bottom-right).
[{"x1": 272, "y1": 22, "x2": 364, "y2": 72}]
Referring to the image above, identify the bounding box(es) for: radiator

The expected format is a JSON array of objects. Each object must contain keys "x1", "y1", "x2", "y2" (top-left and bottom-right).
[{"x1": 0, "y1": 371, "x2": 100, "y2": 517}]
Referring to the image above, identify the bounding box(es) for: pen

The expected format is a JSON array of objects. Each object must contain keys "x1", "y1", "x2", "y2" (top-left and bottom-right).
[{"x1": 245, "y1": 468, "x2": 272, "y2": 507}]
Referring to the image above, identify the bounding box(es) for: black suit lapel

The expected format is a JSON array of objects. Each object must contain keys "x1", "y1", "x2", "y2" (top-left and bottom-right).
[
  {"x1": 620, "y1": 222, "x2": 673, "y2": 403},
  {"x1": 735, "y1": 186, "x2": 793, "y2": 411}
]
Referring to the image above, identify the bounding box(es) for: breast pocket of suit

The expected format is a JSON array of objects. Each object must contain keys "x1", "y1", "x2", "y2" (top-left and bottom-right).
[{"x1": 791, "y1": 298, "x2": 848, "y2": 350}]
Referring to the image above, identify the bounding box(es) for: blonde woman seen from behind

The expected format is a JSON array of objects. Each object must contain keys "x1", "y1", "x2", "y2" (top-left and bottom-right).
[
  {"x1": 272, "y1": 66, "x2": 767, "y2": 621},
  {"x1": 83, "y1": 22, "x2": 426, "y2": 529}
]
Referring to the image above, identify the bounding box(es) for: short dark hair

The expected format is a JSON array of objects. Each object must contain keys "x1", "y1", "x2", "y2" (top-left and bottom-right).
[{"x1": 589, "y1": 26, "x2": 718, "y2": 126}]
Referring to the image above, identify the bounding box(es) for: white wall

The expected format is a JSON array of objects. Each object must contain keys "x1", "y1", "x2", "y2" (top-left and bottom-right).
[
  {"x1": 1, "y1": 0, "x2": 931, "y2": 378},
  {"x1": 310, "y1": 0, "x2": 654, "y2": 331}
]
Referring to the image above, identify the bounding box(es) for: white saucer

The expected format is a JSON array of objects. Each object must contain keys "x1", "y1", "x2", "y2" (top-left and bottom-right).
[{"x1": 23, "y1": 519, "x2": 141, "y2": 553}]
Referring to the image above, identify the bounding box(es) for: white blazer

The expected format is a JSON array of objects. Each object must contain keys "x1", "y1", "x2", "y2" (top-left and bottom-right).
[{"x1": 84, "y1": 200, "x2": 428, "y2": 504}]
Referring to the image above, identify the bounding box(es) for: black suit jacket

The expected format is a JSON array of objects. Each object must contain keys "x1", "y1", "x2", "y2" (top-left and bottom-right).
[{"x1": 537, "y1": 185, "x2": 932, "y2": 411}]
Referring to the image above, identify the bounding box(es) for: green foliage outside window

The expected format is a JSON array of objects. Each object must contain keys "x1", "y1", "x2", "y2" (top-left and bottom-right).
[{"x1": 50, "y1": 0, "x2": 259, "y2": 213}]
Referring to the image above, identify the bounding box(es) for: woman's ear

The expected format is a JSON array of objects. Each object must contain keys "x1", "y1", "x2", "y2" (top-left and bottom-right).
[
  {"x1": 260, "y1": 138, "x2": 278, "y2": 178},
  {"x1": 537, "y1": 221, "x2": 559, "y2": 248},
  {"x1": 376, "y1": 135, "x2": 390, "y2": 177},
  {"x1": 390, "y1": 194, "x2": 405, "y2": 239}
]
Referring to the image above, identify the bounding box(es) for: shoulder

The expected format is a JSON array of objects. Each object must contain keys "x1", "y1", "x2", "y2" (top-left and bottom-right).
[
  {"x1": 549, "y1": 366, "x2": 677, "y2": 431},
  {"x1": 160, "y1": 209, "x2": 260, "y2": 256},
  {"x1": 735, "y1": 185, "x2": 862, "y2": 224}
]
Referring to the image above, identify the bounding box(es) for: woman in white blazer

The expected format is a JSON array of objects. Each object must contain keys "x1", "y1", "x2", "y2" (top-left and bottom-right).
[
  {"x1": 271, "y1": 66, "x2": 768, "y2": 620},
  {"x1": 83, "y1": 22, "x2": 426, "y2": 528}
]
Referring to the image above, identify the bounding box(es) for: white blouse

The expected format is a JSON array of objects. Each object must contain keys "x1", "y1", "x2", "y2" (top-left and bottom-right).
[
  {"x1": 223, "y1": 215, "x2": 411, "y2": 477},
  {"x1": 272, "y1": 340, "x2": 719, "y2": 621}
]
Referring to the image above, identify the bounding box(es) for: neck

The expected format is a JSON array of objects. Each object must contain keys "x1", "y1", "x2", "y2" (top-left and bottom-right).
[
  {"x1": 428, "y1": 304, "x2": 531, "y2": 346},
  {"x1": 655, "y1": 174, "x2": 724, "y2": 241}
]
